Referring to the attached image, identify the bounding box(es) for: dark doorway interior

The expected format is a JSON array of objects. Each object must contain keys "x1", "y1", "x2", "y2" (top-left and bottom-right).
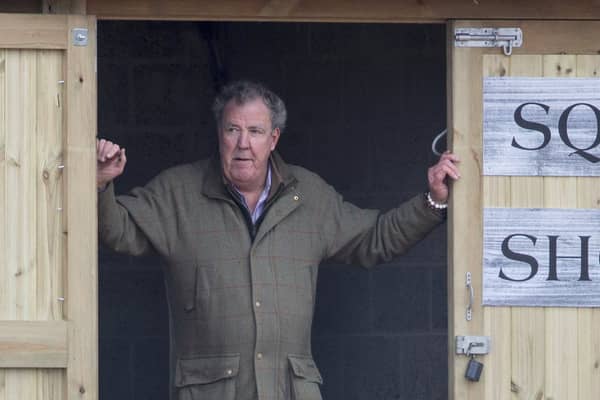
[{"x1": 98, "y1": 21, "x2": 448, "y2": 400}]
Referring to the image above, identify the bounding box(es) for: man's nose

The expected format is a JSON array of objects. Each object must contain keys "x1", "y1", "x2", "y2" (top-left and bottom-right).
[{"x1": 237, "y1": 130, "x2": 250, "y2": 148}]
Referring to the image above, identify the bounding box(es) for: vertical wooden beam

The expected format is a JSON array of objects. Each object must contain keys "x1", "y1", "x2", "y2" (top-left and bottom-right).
[
  {"x1": 508, "y1": 55, "x2": 545, "y2": 400},
  {"x1": 65, "y1": 14, "x2": 96, "y2": 400},
  {"x1": 447, "y1": 20, "x2": 485, "y2": 400}
]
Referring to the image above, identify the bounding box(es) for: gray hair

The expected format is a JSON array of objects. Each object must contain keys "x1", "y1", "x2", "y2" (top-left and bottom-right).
[{"x1": 212, "y1": 80, "x2": 287, "y2": 133}]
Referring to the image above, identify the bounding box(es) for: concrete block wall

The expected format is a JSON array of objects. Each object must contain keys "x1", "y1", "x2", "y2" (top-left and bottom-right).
[{"x1": 98, "y1": 21, "x2": 447, "y2": 400}]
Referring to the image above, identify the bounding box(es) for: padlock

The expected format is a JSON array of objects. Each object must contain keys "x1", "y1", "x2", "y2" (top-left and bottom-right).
[{"x1": 465, "y1": 355, "x2": 483, "y2": 382}]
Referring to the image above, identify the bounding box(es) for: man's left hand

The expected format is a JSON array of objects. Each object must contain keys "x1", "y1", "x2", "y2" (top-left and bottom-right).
[{"x1": 427, "y1": 151, "x2": 460, "y2": 204}]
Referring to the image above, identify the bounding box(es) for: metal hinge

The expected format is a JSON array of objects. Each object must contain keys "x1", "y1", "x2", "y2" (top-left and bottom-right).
[
  {"x1": 454, "y1": 27, "x2": 522, "y2": 56},
  {"x1": 456, "y1": 336, "x2": 491, "y2": 356},
  {"x1": 72, "y1": 28, "x2": 88, "y2": 46}
]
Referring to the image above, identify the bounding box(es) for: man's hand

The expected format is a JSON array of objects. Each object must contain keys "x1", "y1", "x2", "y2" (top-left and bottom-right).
[
  {"x1": 97, "y1": 138, "x2": 127, "y2": 190},
  {"x1": 427, "y1": 151, "x2": 460, "y2": 204}
]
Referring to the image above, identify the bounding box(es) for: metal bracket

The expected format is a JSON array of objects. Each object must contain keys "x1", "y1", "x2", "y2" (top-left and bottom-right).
[
  {"x1": 72, "y1": 28, "x2": 88, "y2": 46},
  {"x1": 454, "y1": 27, "x2": 522, "y2": 56},
  {"x1": 466, "y1": 272, "x2": 473, "y2": 321},
  {"x1": 456, "y1": 336, "x2": 491, "y2": 356}
]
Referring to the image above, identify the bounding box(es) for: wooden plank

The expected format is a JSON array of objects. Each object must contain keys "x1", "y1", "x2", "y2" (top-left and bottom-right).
[
  {"x1": 86, "y1": 0, "x2": 600, "y2": 21},
  {"x1": 0, "y1": 0, "x2": 41, "y2": 13},
  {"x1": 66, "y1": 14, "x2": 97, "y2": 400},
  {"x1": 509, "y1": 54, "x2": 545, "y2": 400},
  {"x1": 5, "y1": 50, "x2": 38, "y2": 321},
  {"x1": 6, "y1": 370, "x2": 37, "y2": 400},
  {"x1": 543, "y1": 53, "x2": 579, "y2": 400},
  {"x1": 0, "y1": 49, "x2": 7, "y2": 321},
  {"x1": 0, "y1": 14, "x2": 67, "y2": 49},
  {"x1": 0, "y1": 47, "x2": 5, "y2": 400},
  {"x1": 481, "y1": 54, "x2": 511, "y2": 400},
  {"x1": 0, "y1": 321, "x2": 68, "y2": 368},
  {"x1": 4, "y1": 49, "x2": 41, "y2": 400},
  {"x1": 38, "y1": 370, "x2": 65, "y2": 400},
  {"x1": 43, "y1": 0, "x2": 87, "y2": 14},
  {"x1": 35, "y1": 50, "x2": 65, "y2": 322},
  {"x1": 447, "y1": 21, "x2": 484, "y2": 400},
  {"x1": 576, "y1": 54, "x2": 600, "y2": 400}
]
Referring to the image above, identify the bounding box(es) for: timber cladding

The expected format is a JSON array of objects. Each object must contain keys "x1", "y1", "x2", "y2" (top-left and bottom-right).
[
  {"x1": 4, "y1": 0, "x2": 600, "y2": 21},
  {"x1": 0, "y1": 14, "x2": 97, "y2": 400}
]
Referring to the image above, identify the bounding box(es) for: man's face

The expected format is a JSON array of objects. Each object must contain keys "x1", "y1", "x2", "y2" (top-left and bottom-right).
[{"x1": 219, "y1": 98, "x2": 280, "y2": 192}]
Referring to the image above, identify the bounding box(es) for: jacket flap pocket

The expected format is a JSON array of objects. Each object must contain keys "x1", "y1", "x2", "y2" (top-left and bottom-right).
[
  {"x1": 288, "y1": 355, "x2": 323, "y2": 384},
  {"x1": 175, "y1": 354, "x2": 240, "y2": 387}
]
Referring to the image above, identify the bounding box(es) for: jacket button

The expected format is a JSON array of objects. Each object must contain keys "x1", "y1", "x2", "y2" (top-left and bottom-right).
[
  {"x1": 255, "y1": 301, "x2": 261, "y2": 308},
  {"x1": 256, "y1": 353, "x2": 263, "y2": 360},
  {"x1": 293, "y1": 195, "x2": 299, "y2": 201},
  {"x1": 226, "y1": 369, "x2": 233, "y2": 376}
]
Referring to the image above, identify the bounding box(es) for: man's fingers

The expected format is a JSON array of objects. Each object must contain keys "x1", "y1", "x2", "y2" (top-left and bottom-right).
[
  {"x1": 118, "y1": 148, "x2": 127, "y2": 168},
  {"x1": 97, "y1": 139, "x2": 121, "y2": 163}
]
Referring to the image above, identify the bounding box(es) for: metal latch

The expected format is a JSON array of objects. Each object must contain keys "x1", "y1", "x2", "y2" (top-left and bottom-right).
[
  {"x1": 454, "y1": 28, "x2": 522, "y2": 56},
  {"x1": 456, "y1": 336, "x2": 491, "y2": 356},
  {"x1": 72, "y1": 28, "x2": 88, "y2": 46}
]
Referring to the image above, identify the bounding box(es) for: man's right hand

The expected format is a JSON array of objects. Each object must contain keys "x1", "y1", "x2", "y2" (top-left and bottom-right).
[{"x1": 97, "y1": 138, "x2": 127, "y2": 190}]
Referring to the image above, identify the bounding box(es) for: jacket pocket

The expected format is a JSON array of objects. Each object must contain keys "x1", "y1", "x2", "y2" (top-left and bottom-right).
[
  {"x1": 171, "y1": 262, "x2": 212, "y2": 319},
  {"x1": 288, "y1": 354, "x2": 323, "y2": 400},
  {"x1": 175, "y1": 354, "x2": 240, "y2": 400}
]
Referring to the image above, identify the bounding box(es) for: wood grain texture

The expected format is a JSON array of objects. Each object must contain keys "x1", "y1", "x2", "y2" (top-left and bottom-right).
[
  {"x1": 0, "y1": 47, "x2": 5, "y2": 400},
  {"x1": 447, "y1": 21, "x2": 484, "y2": 400},
  {"x1": 0, "y1": 14, "x2": 67, "y2": 49},
  {"x1": 508, "y1": 54, "x2": 545, "y2": 400},
  {"x1": 481, "y1": 54, "x2": 511, "y2": 400},
  {"x1": 542, "y1": 53, "x2": 579, "y2": 400},
  {"x1": 84, "y1": 0, "x2": 600, "y2": 21},
  {"x1": 43, "y1": 0, "x2": 87, "y2": 14},
  {"x1": 65, "y1": 14, "x2": 97, "y2": 400},
  {"x1": 0, "y1": 321, "x2": 67, "y2": 368},
  {"x1": 0, "y1": 13, "x2": 85, "y2": 400},
  {"x1": 483, "y1": 77, "x2": 600, "y2": 176},
  {"x1": 35, "y1": 50, "x2": 65, "y2": 322},
  {"x1": 451, "y1": 21, "x2": 600, "y2": 400},
  {"x1": 576, "y1": 55, "x2": 600, "y2": 400}
]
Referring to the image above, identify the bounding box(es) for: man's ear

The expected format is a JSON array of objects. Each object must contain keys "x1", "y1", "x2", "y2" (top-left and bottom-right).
[{"x1": 270, "y1": 128, "x2": 281, "y2": 151}]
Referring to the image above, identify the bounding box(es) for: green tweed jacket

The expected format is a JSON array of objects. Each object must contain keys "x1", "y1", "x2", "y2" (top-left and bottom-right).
[{"x1": 98, "y1": 152, "x2": 444, "y2": 400}]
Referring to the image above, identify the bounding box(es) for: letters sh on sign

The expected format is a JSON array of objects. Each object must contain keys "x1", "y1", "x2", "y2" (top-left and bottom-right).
[
  {"x1": 483, "y1": 77, "x2": 600, "y2": 176},
  {"x1": 483, "y1": 208, "x2": 600, "y2": 307}
]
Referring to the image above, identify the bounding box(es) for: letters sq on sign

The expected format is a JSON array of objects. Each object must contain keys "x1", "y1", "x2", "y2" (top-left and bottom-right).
[
  {"x1": 483, "y1": 208, "x2": 600, "y2": 307},
  {"x1": 483, "y1": 77, "x2": 600, "y2": 176}
]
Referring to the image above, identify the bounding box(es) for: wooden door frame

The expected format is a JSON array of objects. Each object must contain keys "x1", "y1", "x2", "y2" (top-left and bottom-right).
[{"x1": 0, "y1": 12, "x2": 97, "y2": 400}]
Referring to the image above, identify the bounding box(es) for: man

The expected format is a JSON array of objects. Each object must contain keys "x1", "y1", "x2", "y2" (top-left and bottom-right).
[{"x1": 97, "y1": 80, "x2": 460, "y2": 400}]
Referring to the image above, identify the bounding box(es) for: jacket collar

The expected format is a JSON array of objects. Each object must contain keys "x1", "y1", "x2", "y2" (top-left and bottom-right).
[{"x1": 201, "y1": 151, "x2": 296, "y2": 201}]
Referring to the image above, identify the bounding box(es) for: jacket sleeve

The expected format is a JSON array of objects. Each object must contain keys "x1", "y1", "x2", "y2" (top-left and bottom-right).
[
  {"x1": 323, "y1": 190, "x2": 444, "y2": 268},
  {"x1": 98, "y1": 176, "x2": 172, "y2": 257}
]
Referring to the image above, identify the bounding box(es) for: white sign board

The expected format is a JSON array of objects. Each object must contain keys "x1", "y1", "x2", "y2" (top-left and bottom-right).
[
  {"x1": 483, "y1": 208, "x2": 600, "y2": 307},
  {"x1": 483, "y1": 77, "x2": 600, "y2": 176}
]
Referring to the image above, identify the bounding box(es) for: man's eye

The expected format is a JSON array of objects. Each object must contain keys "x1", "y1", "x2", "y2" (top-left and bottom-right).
[{"x1": 249, "y1": 129, "x2": 264, "y2": 135}]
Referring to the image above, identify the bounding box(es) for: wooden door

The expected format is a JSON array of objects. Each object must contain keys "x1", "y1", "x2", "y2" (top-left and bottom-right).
[
  {"x1": 0, "y1": 13, "x2": 97, "y2": 400},
  {"x1": 449, "y1": 20, "x2": 600, "y2": 400}
]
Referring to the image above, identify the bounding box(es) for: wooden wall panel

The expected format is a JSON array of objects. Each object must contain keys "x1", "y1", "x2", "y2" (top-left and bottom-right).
[
  {"x1": 65, "y1": 14, "x2": 97, "y2": 400},
  {"x1": 507, "y1": 54, "x2": 545, "y2": 400},
  {"x1": 575, "y1": 55, "x2": 600, "y2": 400},
  {"x1": 481, "y1": 54, "x2": 511, "y2": 400},
  {"x1": 0, "y1": 46, "x2": 67, "y2": 399}
]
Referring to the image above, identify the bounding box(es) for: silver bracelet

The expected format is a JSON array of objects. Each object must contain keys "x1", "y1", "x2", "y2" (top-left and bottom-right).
[{"x1": 425, "y1": 191, "x2": 448, "y2": 210}]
